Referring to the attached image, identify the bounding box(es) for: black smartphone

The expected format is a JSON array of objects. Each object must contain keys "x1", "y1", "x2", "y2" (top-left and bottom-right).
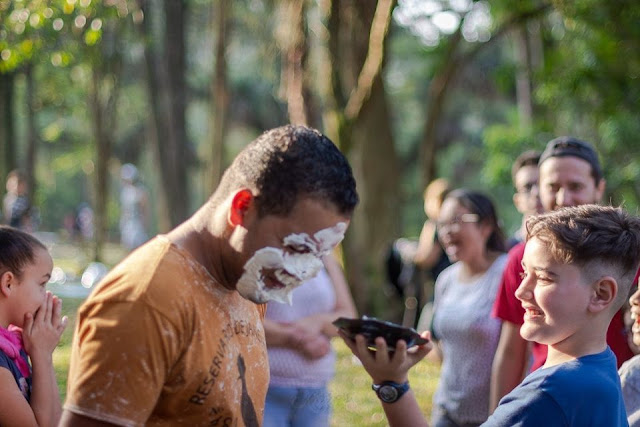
[{"x1": 333, "y1": 316, "x2": 429, "y2": 352}]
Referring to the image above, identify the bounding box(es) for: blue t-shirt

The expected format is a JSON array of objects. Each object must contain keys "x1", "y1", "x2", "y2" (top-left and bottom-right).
[
  {"x1": 484, "y1": 347, "x2": 628, "y2": 427},
  {"x1": 0, "y1": 349, "x2": 32, "y2": 402}
]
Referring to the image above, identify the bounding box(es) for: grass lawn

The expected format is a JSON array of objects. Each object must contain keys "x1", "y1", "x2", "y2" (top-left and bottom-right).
[
  {"x1": 330, "y1": 340, "x2": 440, "y2": 426},
  {"x1": 53, "y1": 296, "x2": 84, "y2": 402}
]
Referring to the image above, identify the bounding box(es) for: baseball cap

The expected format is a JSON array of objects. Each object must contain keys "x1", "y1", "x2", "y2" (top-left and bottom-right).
[{"x1": 538, "y1": 136, "x2": 602, "y2": 183}]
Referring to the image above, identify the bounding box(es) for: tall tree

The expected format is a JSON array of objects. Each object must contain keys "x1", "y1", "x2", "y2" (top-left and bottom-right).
[
  {"x1": 318, "y1": 0, "x2": 400, "y2": 315},
  {"x1": 208, "y1": 0, "x2": 230, "y2": 193},
  {"x1": 0, "y1": 73, "x2": 16, "y2": 182},
  {"x1": 138, "y1": 0, "x2": 191, "y2": 229}
]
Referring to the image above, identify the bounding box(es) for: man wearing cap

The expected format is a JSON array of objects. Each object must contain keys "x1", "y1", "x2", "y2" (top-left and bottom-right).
[{"x1": 489, "y1": 136, "x2": 635, "y2": 412}]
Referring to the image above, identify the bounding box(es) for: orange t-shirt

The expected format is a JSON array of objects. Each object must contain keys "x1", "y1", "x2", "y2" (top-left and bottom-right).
[{"x1": 65, "y1": 237, "x2": 269, "y2": 426}]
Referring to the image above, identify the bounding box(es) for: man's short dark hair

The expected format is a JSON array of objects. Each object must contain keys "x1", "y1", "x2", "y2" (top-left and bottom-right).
[
  {"x1": 526, "y1": 205, "x2": 640, "y2": 310},
  {"x1": 212, "y1": 125, "x2": 358, "y2": 217},
  {"x1": 511, "y1": 150, "x2": 541, "y2": 185},
  {"x1": 538, "y1": 136, "x2": 603, "y2": 184}
]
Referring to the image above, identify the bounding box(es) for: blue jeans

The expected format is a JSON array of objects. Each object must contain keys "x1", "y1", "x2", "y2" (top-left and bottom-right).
[{"x1": 263, "y1": 385, "x2": 331, "y2": 427}]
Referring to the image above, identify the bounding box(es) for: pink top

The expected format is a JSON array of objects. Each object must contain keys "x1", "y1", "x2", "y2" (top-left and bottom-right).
[{"x1": 265, "y1": 269, "x2": 336, "y2": 387}]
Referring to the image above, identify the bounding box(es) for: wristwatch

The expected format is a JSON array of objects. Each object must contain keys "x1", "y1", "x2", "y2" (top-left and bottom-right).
[{"x1": 372, "y1": 380, "x2": 410, "y2": 403}]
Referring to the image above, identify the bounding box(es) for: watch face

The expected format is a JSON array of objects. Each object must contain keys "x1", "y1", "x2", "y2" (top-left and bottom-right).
[{"x1": 379, "y1": 385, "x2": 399, "y2": 403}]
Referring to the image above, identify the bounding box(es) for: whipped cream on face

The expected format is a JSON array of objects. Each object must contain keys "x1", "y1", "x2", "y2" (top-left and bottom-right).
[{"x1": 236, "y1": 222, "x2": 347, "y2": 304}]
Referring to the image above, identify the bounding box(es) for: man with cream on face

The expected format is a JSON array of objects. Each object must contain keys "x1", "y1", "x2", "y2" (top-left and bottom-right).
[{"x1": 61, "y1": 125, "x2": 359, "y2": 427}]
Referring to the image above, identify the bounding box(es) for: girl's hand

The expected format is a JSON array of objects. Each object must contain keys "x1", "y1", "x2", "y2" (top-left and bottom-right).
[
  {"x1": 22, "y1": 291, "x2": 68, "y2": 359},
  {"x1": 339, "y1": 330, "x2": 432, "y2": 384}
]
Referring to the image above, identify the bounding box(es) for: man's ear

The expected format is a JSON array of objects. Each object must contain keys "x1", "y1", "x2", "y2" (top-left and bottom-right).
[
  {"x1": 588, "y1": 276, "x2": 617, "y2": 313},
  {"x1": 228, "y1": 189, "x2": 254, "y2": 227},
  {"x1": 0, "y1": 271, "x2": 14, "y2": 298}
]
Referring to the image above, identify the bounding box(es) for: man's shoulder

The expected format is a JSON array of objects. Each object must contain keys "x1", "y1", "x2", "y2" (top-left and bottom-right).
[{"x1": 82, "y1": 237, "x2": 223, "y2": 311}]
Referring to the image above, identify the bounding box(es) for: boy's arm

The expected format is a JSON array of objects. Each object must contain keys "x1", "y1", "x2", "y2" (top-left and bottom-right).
[
  {"x1": 339, "y1": 331, "x2": 432, "y2": 427},
  {"x1": 380, "y1": 390, "x2": 429, "y2": 427}
]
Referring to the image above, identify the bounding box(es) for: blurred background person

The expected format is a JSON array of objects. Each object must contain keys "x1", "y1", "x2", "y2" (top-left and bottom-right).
[
  {"x1": 413, "y1": 177, "x2": 452, "y2": 331},
  {"x1": 3, "y1": 169, "x2": 34, "y2": 231},
  {"x1": 119, "y1": 163, "x2": 149, "y2": 251},
  {"x1": 430, "y1": 189, "x2": 507, "y2": 427},
  {"x1": 507, "y1": 150, "x2": 543, "y2": 250},
  {"x1": 620, "y1": 285, "x2": 640, "y2": 426},
  {"x1": 263, "y1": 253, "x2": 356, "y2": 427}
]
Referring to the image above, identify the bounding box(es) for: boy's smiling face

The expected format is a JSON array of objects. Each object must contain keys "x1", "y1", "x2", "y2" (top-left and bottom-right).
[{"x1": 516, "y1": 237, "x2": 593, "y2": 349}]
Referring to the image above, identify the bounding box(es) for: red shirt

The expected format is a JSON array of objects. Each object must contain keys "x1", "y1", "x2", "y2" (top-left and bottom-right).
[{"x1": 492, "y1": 242, "x2": 635, "y2": 370}]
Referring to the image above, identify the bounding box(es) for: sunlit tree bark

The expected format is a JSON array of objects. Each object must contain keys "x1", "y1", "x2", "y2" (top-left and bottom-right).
[
  {"x1": 137, "y1": 0, "x2": 190, "y2": 229},
  {"x1": 320, "y1": 0, "x2": 400, "y2": 316}
]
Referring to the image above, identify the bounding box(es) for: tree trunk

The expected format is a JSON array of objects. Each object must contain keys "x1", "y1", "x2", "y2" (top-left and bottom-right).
[
  {"x1": 137, "y1": 0, "x2": 171, "y2": 232},
  {"x1": 162, "y1": 0, "x2": 190, "y2": 225},
  {"x1": 137, "y1": 0, "x2": 190, "y2": 229},
  {"x1": 346, "y1": 75, "x2": 400, "y2": 317},
  {"x1": 0, "y1": 72, "x2": 16, "y2": 182},
  {"x1": 89, "y1": 23, "x2": 121, "y2": 261},
  {"x1": 25, "y1": 64, "x2": 37, "y2": 203},
  {"x1": 276, "y1": 0, "x2": 308, "y2": 125},
  {"x1": 90, "y1": 67, "x2": 108, "y2": 262},
  {"x1": 419, "y1": 26, "x2": 463, "y2": 189},
  {"x1": 322, "y1": 0, "x2": 399, "y2": 316},
  {"x1": 208, "y1": 0, "x2": 230, "y2": 194},
  {"x1": 513, "y1": 26, "x2": 533, "y2": 129}
]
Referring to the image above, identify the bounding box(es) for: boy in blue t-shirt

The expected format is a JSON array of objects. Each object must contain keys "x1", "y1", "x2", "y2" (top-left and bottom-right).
[{"x1": 341, "y1": 204, "x2": 639, "y2": 427}]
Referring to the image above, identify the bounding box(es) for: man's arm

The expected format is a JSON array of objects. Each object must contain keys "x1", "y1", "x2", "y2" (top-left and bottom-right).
[{"x1": 489, "y1": 321, "x2": 528, "y2": 412}]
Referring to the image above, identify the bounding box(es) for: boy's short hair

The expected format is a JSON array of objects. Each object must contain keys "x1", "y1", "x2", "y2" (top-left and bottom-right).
[
  {"x1": 526, "y1": 205, "x2": 640, "y2": 310},
  {"x1": 511, "y1": 150, "x2": 541, "y2": 185},
  {"x1": 538, "y1": 136, "x2": 603, "y2": 184}
]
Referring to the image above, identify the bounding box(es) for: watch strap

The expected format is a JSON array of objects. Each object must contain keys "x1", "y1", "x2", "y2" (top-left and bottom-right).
[{"x1": 371, "y1": 380, "x2": 410, "y2": 403}]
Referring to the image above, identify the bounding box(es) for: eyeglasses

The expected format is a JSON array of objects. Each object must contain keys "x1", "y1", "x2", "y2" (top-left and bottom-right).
[
  {"x1": 436, "y1": 213, "x2": 480, "y2": 232},
  {"x1": 516, "y1": 182, "x2": 538, "y2": 195}
]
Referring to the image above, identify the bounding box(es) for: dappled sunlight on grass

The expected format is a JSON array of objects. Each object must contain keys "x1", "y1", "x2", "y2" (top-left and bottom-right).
[
  {"x1": 54, "y1": 296, "x2": 83, "y2": 401},
  {"x1": 330, "y1": 339, "x2": 440, "y2": 426}
]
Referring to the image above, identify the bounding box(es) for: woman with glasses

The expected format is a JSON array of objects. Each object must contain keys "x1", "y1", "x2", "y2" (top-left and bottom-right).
[{"x1": 429, "y1": 189, "x2": 508, "y2": 427}]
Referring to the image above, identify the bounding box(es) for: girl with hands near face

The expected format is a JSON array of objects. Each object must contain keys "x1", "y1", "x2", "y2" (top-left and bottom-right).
[
  {"x1": 0, "y1": 226, "x2": 68, "y2": 427},
  {"x1": 339, "y1": 330, "x2": 432, "y2": 427}
]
